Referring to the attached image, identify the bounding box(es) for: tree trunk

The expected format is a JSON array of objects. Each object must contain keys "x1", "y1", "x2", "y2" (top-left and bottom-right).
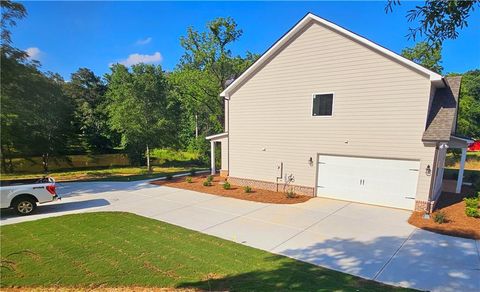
[
  {"x1": 146, "y1": 144, "x2": 151, "y2": 172},
  {"x1": 195, "y1": 114, "x2": 198, "y2": 139},
  {"x1": 42, "y1": 153, "x2": 49, "y2": 174},
  {"x1": 1, "y1": 145, "x2": 10, "y2": 173}
]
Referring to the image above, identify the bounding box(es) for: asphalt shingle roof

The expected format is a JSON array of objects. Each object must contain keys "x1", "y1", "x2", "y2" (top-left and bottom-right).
[{"x1": 422, "y1": 76, "x2": 462, "y2": 142}]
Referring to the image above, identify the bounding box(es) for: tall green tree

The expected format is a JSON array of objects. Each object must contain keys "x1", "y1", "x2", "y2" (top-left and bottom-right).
[
  {"x1": 64, "y1": 68, "x2": 118, "y2": 152},
  {"x1": 401, "y1": 41, "x2": 443, "y2": 73},
  {"x1": 106, "y1": 64, "x2": 179, "y2": 170},
  {"x1": 455, "y1": 70, "x2": 480, "y2": 139},
  {"x1": 171, "y1": 17, "x2": 258, "y2": 152},
  {"x1": 386, "y1": 0, "x2": 480, "y2": 45},
  {"x1": 1, "y1": 0, "x2": 75, "y2": 173}
]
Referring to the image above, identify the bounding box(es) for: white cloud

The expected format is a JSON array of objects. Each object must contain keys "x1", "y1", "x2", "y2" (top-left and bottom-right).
[
  {"x1": 117, "y1": 52, "x2": 163, "y2": 66},
  {"x1": 136, "y1": 37, "x2": 152, "y2": 45},
  {"x1": 25, "y1": 47, "x2": 42, "y2": 60}
]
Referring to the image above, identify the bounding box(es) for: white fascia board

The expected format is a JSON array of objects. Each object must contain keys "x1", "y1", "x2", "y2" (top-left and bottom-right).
[{"x1": 206, "y1": 132, "x2": 229, "y2": 141}]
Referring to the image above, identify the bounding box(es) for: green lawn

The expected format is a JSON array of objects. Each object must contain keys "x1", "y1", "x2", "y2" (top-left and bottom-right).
[
  {"x1": 0, "y1": 212, "x2": 411, "y2": 291},
  {"x1": 0, "y1": 166, "x2": 205, "y2": 182}
]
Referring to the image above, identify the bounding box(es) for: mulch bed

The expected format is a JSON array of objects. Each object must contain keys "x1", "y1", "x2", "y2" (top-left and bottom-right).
[
  {"x1": 151, "y1": 175, "x2": 312, "y2": 204},
  {"x1": 1, "y1": 288, "x2": 198, "y2": 292},
  {"x1": 409, "y1": 190, "x2": 480, "y2": 240}
]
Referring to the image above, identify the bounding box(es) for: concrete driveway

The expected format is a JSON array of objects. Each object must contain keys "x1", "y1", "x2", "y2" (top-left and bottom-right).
[{"x1": 1, "y1": 180, "x2": 479, "y2": 292}]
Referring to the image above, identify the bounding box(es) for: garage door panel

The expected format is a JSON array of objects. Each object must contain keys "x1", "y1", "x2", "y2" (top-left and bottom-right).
[{"x1": 316, "y1": 155, "x2": 419, "y2": 210}]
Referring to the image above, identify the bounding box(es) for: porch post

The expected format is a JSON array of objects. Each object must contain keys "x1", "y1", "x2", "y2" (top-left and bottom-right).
[
  {"x1": 456, "y1": 148, "x2": 467, "y2": 193},
  {"x1": 210, "y1": 141, "x2": 216, "y2": 175}
]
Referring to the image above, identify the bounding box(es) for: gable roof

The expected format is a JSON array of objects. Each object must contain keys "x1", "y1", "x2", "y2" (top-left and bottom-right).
[
  {"x1": 220, "y1": 13, "x2": 443, "y2": 97},
  {"x1": 422, "y1": 76, "x2": 462, "y2": 142}
]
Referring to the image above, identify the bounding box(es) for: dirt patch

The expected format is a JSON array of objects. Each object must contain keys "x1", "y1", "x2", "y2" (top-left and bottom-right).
[
  {"x1": 409, "y1": 191, "x2": 480, "y2": 239},
  {"x1": 151, "y1": 175, "x2": 312, "y2": 204}
]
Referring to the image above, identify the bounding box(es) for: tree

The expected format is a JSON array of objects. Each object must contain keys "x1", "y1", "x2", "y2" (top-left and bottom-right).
[
  {"x1": 401, "y1": 41, "x2": 443, "y2": 73},
  {"x1": 455, "y1": 70, "x2": 480, "y2": 139},
  {"x1": 106, "y1": 64, "x2": 179, "y2": 170},
  {"x1": 1, "y1": 0, "x2": 75, "y2": 173},
  {"x1": 386, "y1": 0, "x2": 480, "y2": 45},
  {"x1": 1, "y1": 0, "x2": 28, "y2": 60},
  {"x1": 1, "y1": 55, "x2": 75, "y2": 172},
  {"x1": 64, "y1": 68, "x2": 118, "y2": 152},
  {"x1": 172, "y1": 17, "x2": 258, "y2": 153}
]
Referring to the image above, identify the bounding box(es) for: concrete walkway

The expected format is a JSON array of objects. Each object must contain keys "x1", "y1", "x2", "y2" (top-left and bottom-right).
[{"x1": 1, "y1": 180, "x2": 479, "y2": 292}]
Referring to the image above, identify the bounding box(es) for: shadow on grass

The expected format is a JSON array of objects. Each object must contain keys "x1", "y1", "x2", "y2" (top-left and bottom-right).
[
  {"x1": 177, "y1": 234, "x2": 478, "y2": 292},
  {"x1": 178, "y1": 254, "x2": 400, "y2": 291}
]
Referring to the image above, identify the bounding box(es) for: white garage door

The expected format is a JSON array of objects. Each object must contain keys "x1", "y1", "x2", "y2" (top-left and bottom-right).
[{"x1": 316, "y1": 155, "x2": 420, "y2": 210}]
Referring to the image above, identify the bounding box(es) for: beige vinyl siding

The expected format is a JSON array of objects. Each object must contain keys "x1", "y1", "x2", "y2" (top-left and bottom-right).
[
  {"x1": 220, "y1": 137, "x2": 228, "y2": 171},
  {"x1": 228, "y1": 21, "x2": 435, "y2": 202}
]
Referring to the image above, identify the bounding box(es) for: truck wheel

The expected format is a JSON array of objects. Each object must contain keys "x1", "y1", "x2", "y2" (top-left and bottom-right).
[{"x1": 13, "y1": 197, "x2": 37, "y2": 215}]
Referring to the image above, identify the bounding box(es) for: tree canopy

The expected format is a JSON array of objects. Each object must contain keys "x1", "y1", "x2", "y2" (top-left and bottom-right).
[
  {"x1": 106, "y1": 64, "x2": 179, "y2": 168},
  {"x1": 455, "y1": 70, "x2": 480, "y2": 139},
  {"x1": 386, "y1": 0, "x2": 480, "y2": 45},
  {"x1": 401, "y1": 41, "x2": 443, "y2": 73}
]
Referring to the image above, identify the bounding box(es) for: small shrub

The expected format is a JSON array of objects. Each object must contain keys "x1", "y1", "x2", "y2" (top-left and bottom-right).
[
  {"x1": 465, "y1": 207, "x2": 480, "y2": 218},
  {"x1": 203, "y1": 180, "x2": 212, "y2": 187},
  {"x1": 223, "y1": 182, "x2": 231, "y2": 190},
  {"x1": 433, "y1": 211, "x2": 448, "y2": 224},
  {"x1": 464, "y1": 196, "x2": 479, "y2": 209},
  {"x1": 285, "y1": 189, "x2": 296, "y2": 198},
  {"x1": 206, "y1": 175, "x2": 214, "y2": 182},
  {"x1": 463, "y1": 195, "x2": 479, "y2": 218},
  {"x1": 185, "y1": 176, "x2": 193, "y2": 183},
  {"x1": 243, "y1": 186, "x2": 252, "y2": 193}
]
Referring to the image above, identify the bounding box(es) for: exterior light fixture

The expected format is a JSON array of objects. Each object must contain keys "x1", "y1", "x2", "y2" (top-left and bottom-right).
[{"x1": 426, "y1": 165, "x2": 432, "y2": 176}]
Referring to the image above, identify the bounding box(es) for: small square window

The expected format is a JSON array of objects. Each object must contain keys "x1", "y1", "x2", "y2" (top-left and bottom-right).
[{"x1": 312, "y1": 93, "x2": 333, "y2": 116}]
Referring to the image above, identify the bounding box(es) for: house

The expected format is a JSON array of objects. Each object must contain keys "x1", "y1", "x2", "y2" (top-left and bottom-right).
[{"x1": 206, "y1": 13, "x2": 472, "y2": 212}]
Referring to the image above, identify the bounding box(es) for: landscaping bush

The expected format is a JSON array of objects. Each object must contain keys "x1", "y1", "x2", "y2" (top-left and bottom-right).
[
  {"x1": 203, "y1": 180, "x2": 212, "y2": 187},
  {"x1": 206, "y1": 175, "x2": 214, "y2": 182},
  {"x1": 185, "y1": 176, "x2": 193, "y2": 183},
  {"x1": 464, "y1": 196, "x2": 479, "y2": 209},
  {"x1": 465, "y1": 207, "x2": 480, "y2": 218},
  {"x1": 433, "y1": 211, "x2": 448, "y2": 224},
  {"x1": 243, "y1": 186, "x2": 252, "y2": 193},
  {"x1": 223, "y1": 182, "x2": 231, "y2": 190},
  {"x1": 464, "y1": 194, "x2": 479, "y2": 218},
  {"x1": 285, "y1": 189, "x2": 296, "y2": 198}
]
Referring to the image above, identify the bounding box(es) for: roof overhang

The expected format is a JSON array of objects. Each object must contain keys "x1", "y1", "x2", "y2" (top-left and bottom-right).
[
  {"x1": 220, "y1": 13, "x2": 444, "y2": 97},
  {"x1": 448, "y1": 135, "x2": 474, "y2": 149},
  {"x1": 206, "y1": 132, "x2": 228, "y2": 141}
]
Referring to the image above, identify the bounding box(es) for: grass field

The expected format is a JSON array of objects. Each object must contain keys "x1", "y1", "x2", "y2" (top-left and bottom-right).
[
  {"x1": 2, "y1": 150, "x2": 201, "y2": 174},
  {"x1": 0, "y1": 166, "x2": 203, "y2": 182},
  {"x1": 446, "y1": 151, "x2": 480, "y2": 171},
  {"x1": 0, "y1": 212, "x2": 410, "y2": 291}
]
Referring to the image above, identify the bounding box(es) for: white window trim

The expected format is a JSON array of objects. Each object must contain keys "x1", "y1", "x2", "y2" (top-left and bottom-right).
[{"x1": 311, "y1": 92, "x2": 335, "y2": 118}]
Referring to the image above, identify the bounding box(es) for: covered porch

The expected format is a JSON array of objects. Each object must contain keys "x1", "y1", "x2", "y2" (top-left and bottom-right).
[
  {"x1": 205, "y1": 132, "x2": 229, "y2": 176},
  {"x1": 433, "y1": 135, "x2": 474, "y2": 198}
]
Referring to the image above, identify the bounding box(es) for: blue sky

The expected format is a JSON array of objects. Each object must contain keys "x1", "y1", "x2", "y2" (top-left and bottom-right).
[{"x1": 12, "y1": 1, "x2": 480, "y2": 80}]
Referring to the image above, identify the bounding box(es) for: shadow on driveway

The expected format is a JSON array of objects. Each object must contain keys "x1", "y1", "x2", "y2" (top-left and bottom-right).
[
  {"x1": 178, "y1": 235, "x2": 479, "y2": 291},
  {"x1": 0, "y1": 199, "x2": 110, "y2": 221}
]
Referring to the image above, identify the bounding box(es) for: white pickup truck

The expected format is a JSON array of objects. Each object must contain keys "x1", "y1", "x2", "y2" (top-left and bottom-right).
[{"x1": 0, "y1": 177, "x2": 59, "y2": 215}]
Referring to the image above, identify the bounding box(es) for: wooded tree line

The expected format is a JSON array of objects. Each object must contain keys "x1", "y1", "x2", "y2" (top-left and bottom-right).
[
  {"x1": 0, "y1": 1, "x2": 258, "y2": 173},
  {"x1": 1, "y1": 1, "x2": 479, "y2": 174}
]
